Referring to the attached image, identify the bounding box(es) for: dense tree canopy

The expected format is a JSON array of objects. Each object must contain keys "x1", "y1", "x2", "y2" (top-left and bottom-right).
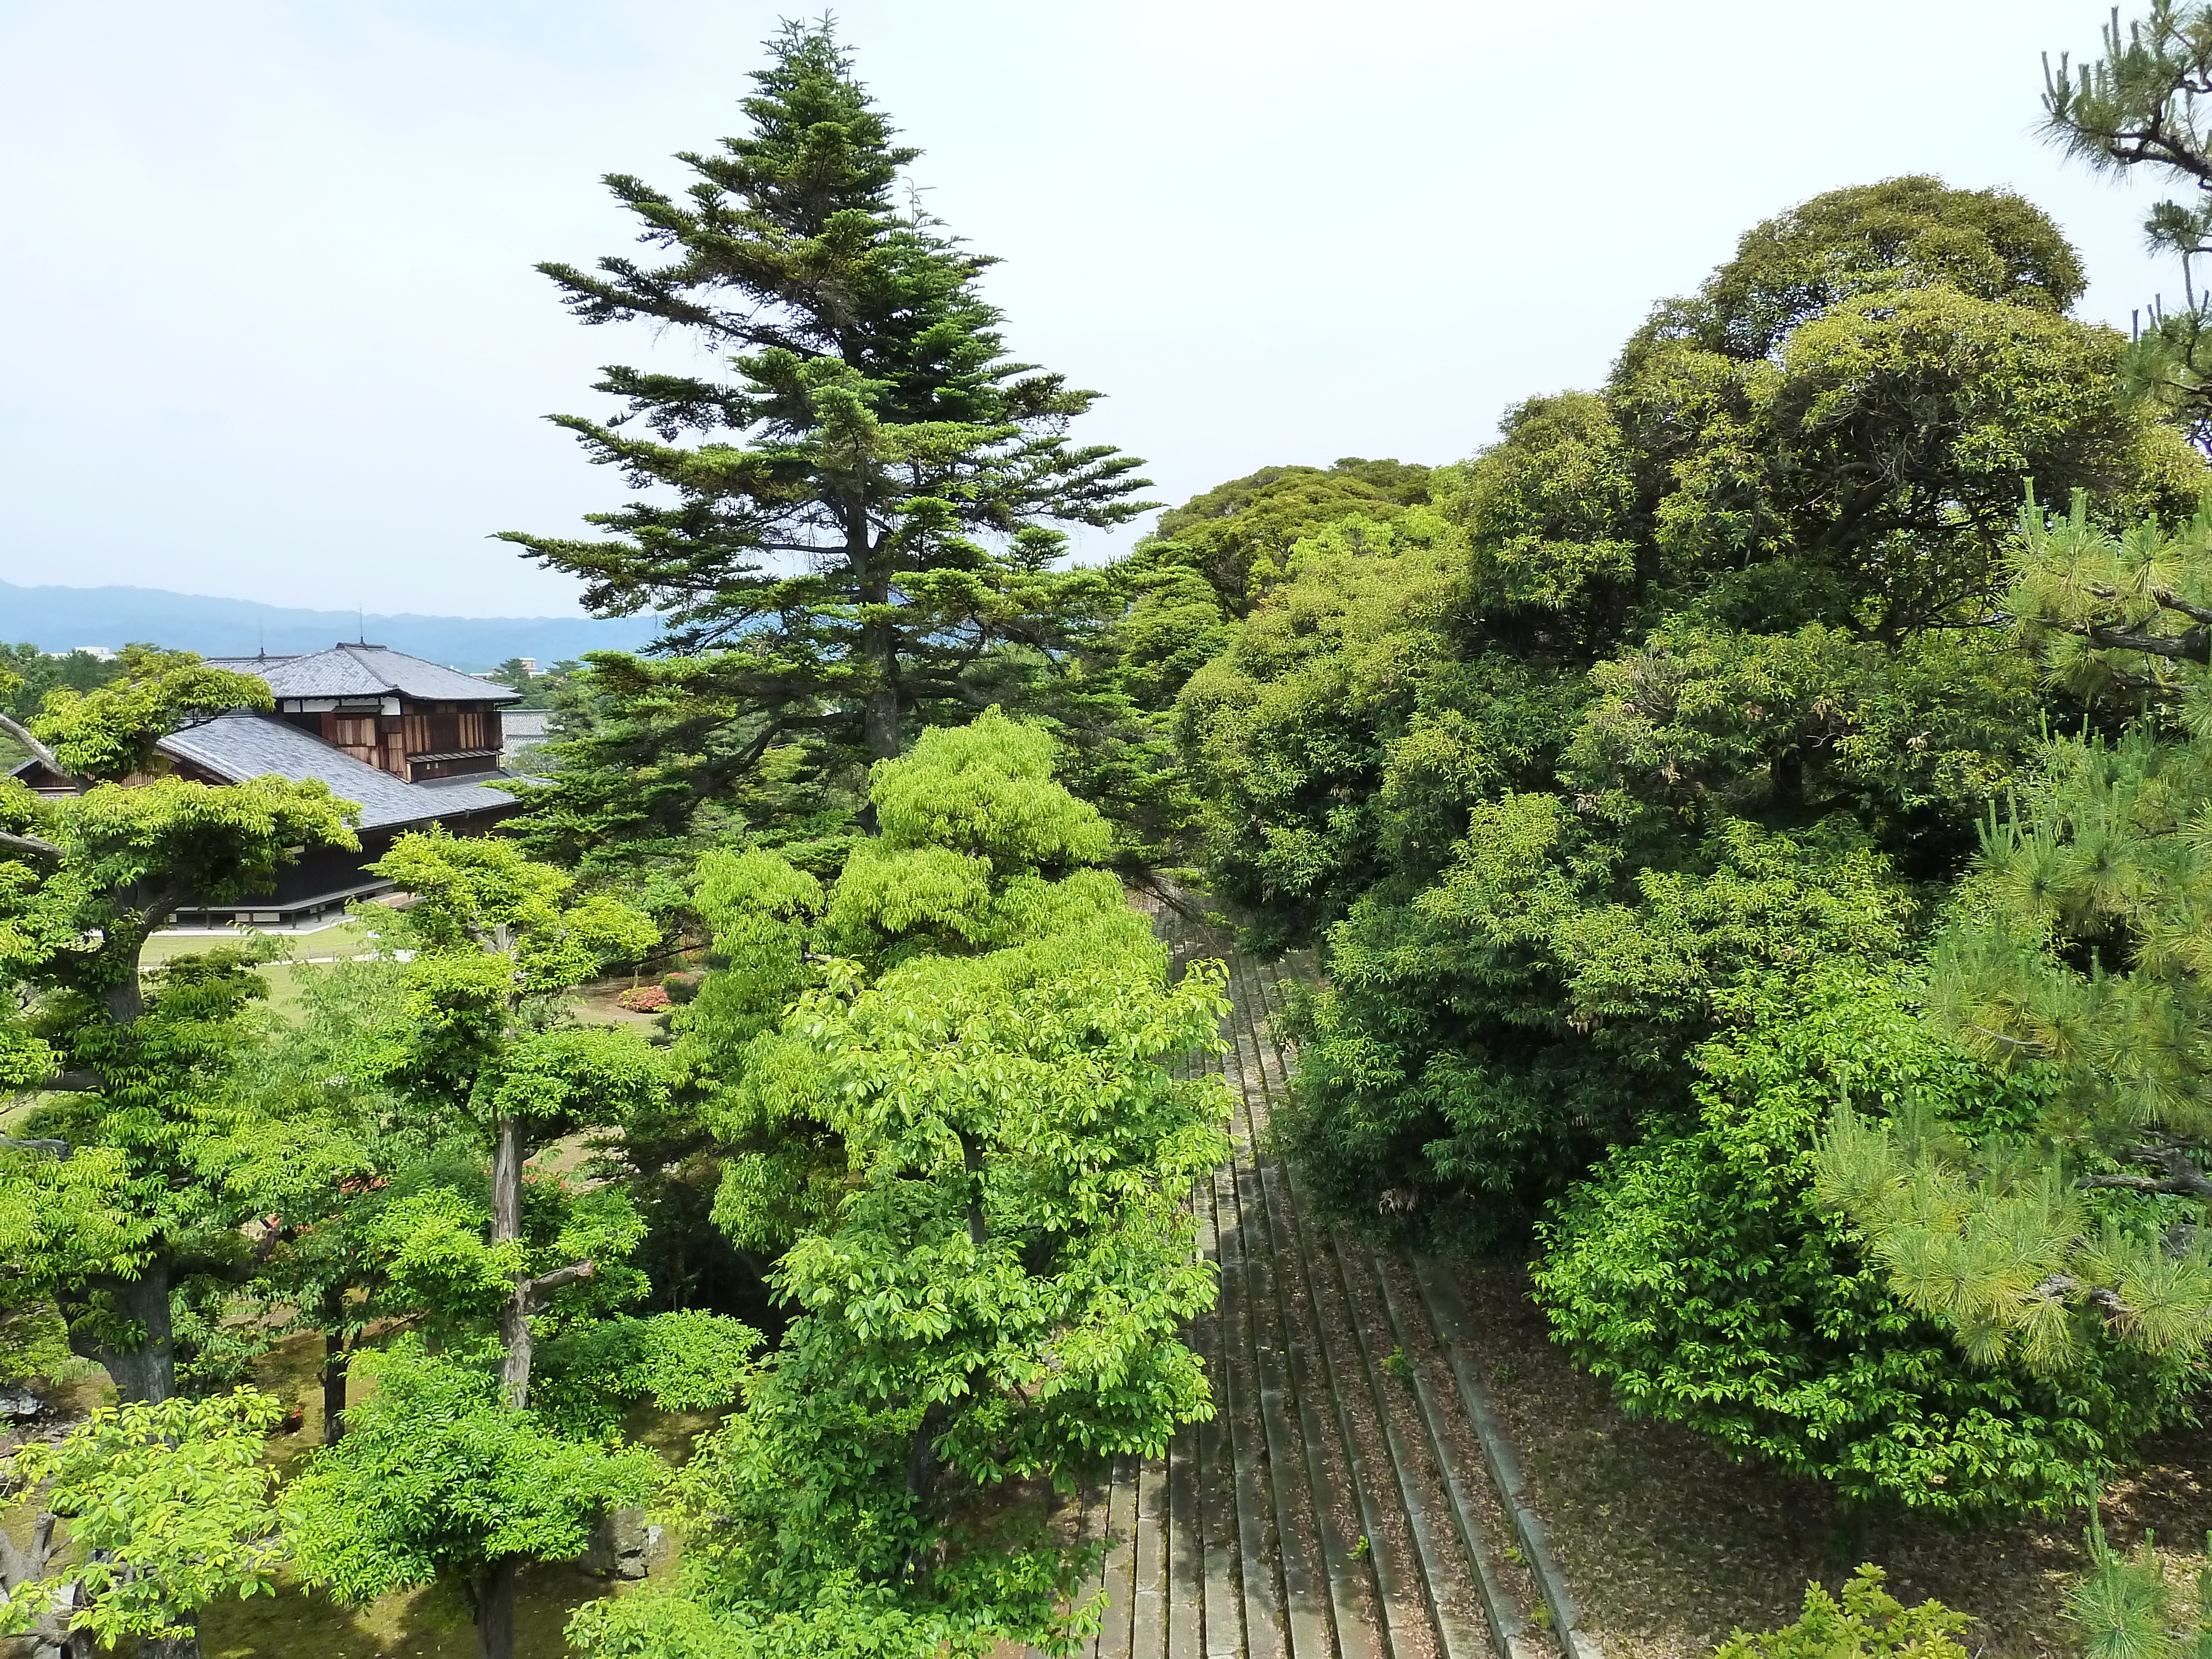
[
  {"x1": 36, "y1": 12, "x2": 2212, "y2": 1652},
  {"x1": 572, "y1": 711, "x2": 1229, "y2": 1657},
  {"x1": 0, "y1": 651, "x2": 358, "y2": 1406},
  {"x1": 1170, "y1": 173, "x2": 2212, "y2": 1507}
]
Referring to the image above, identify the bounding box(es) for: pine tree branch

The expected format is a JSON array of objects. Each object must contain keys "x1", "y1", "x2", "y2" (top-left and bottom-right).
[
  {"x1": 2032, "y1": 1271, "x2": 2132, "y2": 1316},
  {"x1": 2079, "y1": 1141, "x2": 2212, "y2": 1201},
  {"x1": 2085, "y1": 622, "x2": 2210, "y2": 660},
  {"x1": 2152, "y1": 586, "x2": 2212, "y2": 626},
  {"x1": 2078, "y1": 1171, "x2": 2212, "y2": 1195}
]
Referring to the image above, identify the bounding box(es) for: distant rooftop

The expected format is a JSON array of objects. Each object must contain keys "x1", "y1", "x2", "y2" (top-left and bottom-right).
[
  {"x1": 202, "y1": 643, "x2": 520, "y2": 704},
  {"x1": 156, "y1": 713, "x2": 519, "y2": 830}
]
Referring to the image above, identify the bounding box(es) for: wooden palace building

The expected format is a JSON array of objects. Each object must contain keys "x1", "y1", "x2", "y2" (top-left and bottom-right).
[{"x1": 11, "y1": 643, "x2": 531, "y2": 924}]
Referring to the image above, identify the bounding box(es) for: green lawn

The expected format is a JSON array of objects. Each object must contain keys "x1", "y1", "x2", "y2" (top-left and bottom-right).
[{"x1": 138, "y1": 919, "x2": 379, "y2": 968}]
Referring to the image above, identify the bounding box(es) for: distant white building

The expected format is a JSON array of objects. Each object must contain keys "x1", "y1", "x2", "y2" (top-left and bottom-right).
[{"x1": 501, "y1": 708, "x2": 552, "y2": 762}]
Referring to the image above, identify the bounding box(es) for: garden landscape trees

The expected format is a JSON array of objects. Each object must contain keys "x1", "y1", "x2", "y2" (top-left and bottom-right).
[
  {"x1": 29, "y1": 4, "x2": 2212, "y2": 1656},
  {"x1": 1167, "y1": 170, "x2": 2212, "y2": 1514}
]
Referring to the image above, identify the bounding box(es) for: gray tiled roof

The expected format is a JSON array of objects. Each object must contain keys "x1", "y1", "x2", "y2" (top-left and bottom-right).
[
  {"x1": 158, "y1": 713, "x2": 517, "y2": 831},
  {"x1": 201, "y1": 644, "x2": 519, "y2": 705}
]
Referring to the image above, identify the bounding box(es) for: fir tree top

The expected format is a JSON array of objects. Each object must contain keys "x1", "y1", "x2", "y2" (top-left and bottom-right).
[{"x1": 504, "y1": 20, "x2": 1151, "y2": 771}]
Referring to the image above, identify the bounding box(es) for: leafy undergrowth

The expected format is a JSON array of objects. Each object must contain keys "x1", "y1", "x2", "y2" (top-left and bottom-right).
[
  {"x1": 8, "y1": 1329, "x2": 717, "y2": 1659},
  {"x1": 1451, "y1": 1257, "x2": 2212, "y2": 1658}
]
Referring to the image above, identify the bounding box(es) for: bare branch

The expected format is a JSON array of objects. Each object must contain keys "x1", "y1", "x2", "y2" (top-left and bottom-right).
[
  {"x1": 2153, "y1": 586, "x2": 2212, "y2": 626},
  {"x1": 0, "y1": 829, "x2": 63, "y2": 860},
  {"x1": 2078, "y1": 1141, "x2": 2212, "y2": 1202},
  {"x1": 0, "y1": 714, "x2": 73, "y2": 784},
  {"x1": 520, "y1": 1259, "x2": 596, "y2": 1307}
]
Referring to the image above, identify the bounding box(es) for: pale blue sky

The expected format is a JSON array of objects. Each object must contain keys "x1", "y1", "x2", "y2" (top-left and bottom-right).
[{"x1": 0, "y1": 0, "x2": 2186, "y2": 615}]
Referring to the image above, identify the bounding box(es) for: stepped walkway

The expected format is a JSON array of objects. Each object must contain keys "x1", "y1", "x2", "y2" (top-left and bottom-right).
[{"x1": 1039, "y1": 917, "x2": 1600, "y2": 1659}]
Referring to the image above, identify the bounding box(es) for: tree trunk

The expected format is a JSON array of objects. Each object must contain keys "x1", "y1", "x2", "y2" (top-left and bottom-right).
[
  {"x1": 957, "y1": 1129, "x2": 987, "y2": 1253},
  {"x1": 138, "y1": 1631, "x2": 201, "y2": 1659},
  {"x1": 863, "y1": 677, "x2": 900, "y2": 761},
  {"x1": 853, "y1": 514, "x2": 901, "y2": 764},
  {"x1": 472, "y1": 1557, "x2": 519, "y2": 1659},
  {"x1": 1771, "y1": 745, "x2": 1804, "y2": 807},
  {"x1": 905, "y1": 1397, "x2": 954, "y2": 1506},
  {"x1": 498, "y1": 1291, "x2": 535, "y2": 1412},
  {"x1": 490, "y1": 1113, "x2": 534, "y2": 1410},
  {"x1": 321, "y1": 1306, "x2": 351, "y2": 1444},
  {"x1": 491, "y1": 1113, "x2": 524, "y2": 1246},
  {"x1": 102, "y1": 1257, "x2": 175, "y2": 1405}
]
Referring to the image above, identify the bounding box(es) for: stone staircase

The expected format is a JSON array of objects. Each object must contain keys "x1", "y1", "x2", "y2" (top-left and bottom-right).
[{"x1": 1040, "y1": 930, "x2": 1599, "y2": 1659}]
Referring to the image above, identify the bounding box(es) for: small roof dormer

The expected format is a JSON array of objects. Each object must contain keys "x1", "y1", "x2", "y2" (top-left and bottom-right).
[{"x1": 200, "y1": 643, "x2": 522, "y2": 711}]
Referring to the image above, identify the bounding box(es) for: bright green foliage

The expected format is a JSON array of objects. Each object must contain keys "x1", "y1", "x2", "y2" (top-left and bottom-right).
[
  {"x1": 489, "y1": 658, "x2": 576, "y2": 712},
  {"x1": 1079, "y1": 462, "x2": 1437, "y2": 877},
  {"x1": 0, "y1": 1387, "x2": 285, "y2": 1647},
  {"x1": 1444, "y1": 394, "x2": 1635, "y2": 625},
  {"x1": 499, "y1": 21, "x2": 1150, "y2": 888},
  {"x1": 0, "y1": 1138, "x2": 137, "y2": 1380},
  {"x1": 1818, "y1": 728, "x2": 2212, "y2": 1371},
  {"x1": 1129, "y1": 458, "x2": 1433, "y2": 618},
  {"x1": 1616, "y1": 262, "x2": 2193, "y2": 644},
  {"x1": 2002, "y1": 490, "x2": 2212, "y2": 718},
  {"x1": 207, "y1": 953, "x2": 513, "y2": 1441},
  {"x1": 1185, "y1": 176, "x2": 2198, "y2": 1256},
  {"x1": 1538, "y1": 970, "x2": 2193, "y2": 1516},
  {"x1": 533, "y1": 1311, "x2": 765, "y2": 1437},
  {"x1": 22, "y1": 645, "x2": 274, "y2": 781},
  {"x1": 1810, "y1": 502, "x2": 2212, "y2": 1376},
  {"x1": 2069, "y1": 1520, "x2": 2212, "y2": 1659},
  {"x1": 354, "y1": 833, "x2": 665, "y2": 1379},
  {"x1": 1685, "y1": 175, "x2": 2083, "y2": 354},
  {"x1": 1177, "y1": 510, "x2": 1493, "y2": 944},
  {"x1": 285, "y1": 1342, "x2": 660, "y2": 1606},
  {"x1": 576, "y1": 711, "x2": 1229, "y2": 1657},
  {"x1": 1709, "y1": 1565, "x2": 1969, "y2": 1659},
  {"x1": 1289, "y1": 816, "x2": 1916, "y2": 1255},
  {"x1": 0, "y1": 944, "x2": 359, "y2": 1401},
  {"x1": 270, "y1": 836, "x2": 685, "y2": 1659},
  {"x1": 1807, "y1": 13, "x2": 2212, "y2": 1425},
  {"x1": 1162, "y1": 176, "x2": 2212, "y2": 1509}
]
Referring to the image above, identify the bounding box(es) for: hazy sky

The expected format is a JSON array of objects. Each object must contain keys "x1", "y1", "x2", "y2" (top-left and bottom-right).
[{"x1": 0, "y1": 1, "x2": 2189, "y2": 617}]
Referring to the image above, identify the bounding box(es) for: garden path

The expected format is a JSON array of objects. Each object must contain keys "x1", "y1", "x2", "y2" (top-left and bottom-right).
[{"x1": 1037, "y1": 909, "x2": 1599, "y2": 1659}]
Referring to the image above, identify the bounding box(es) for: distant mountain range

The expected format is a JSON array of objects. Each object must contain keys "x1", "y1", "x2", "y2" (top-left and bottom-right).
[{"x1": 0, "y1": 580, "x2": 663, "y2": 671}]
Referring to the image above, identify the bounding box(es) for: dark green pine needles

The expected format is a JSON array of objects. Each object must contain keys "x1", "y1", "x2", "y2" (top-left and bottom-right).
[{"x1": 503, "y1": 21, "x2": 1152, "y2": 769}]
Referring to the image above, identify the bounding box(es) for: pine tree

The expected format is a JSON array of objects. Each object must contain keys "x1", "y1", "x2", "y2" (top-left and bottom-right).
[
  {"x1": 501, "y1": 21, "x2": 1151, "y2": 801},
  {"x1": 2046, "y1": 3, "x2": 2212, "y2": 450},
  {"x1": 1817, "y1": 500, "x2": 2212, "y2": 1371}
]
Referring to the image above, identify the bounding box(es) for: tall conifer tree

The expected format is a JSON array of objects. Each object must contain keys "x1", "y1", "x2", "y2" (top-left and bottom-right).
[{"x1": 503, "y1": 22, "x2": 1151, "y2": 794}]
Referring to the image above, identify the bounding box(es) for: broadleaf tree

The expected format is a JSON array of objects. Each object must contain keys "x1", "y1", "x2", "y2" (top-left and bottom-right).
[
  {"x1": 279, "y1": 833, "x2": 759, "y2": 1659},
  {"x1": 567, "y1": 711, "x2": 1231, "y2": 1658},
  {"x1": 0, "y1": 649, "x2": 358, "y2": 1404},
  {"x1": 0, "y1": 1387, "x2": 286, "y2": 1659},
  {"x1": 1168, "y1": 171, "x2": 2212, "y2": 1519}
]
